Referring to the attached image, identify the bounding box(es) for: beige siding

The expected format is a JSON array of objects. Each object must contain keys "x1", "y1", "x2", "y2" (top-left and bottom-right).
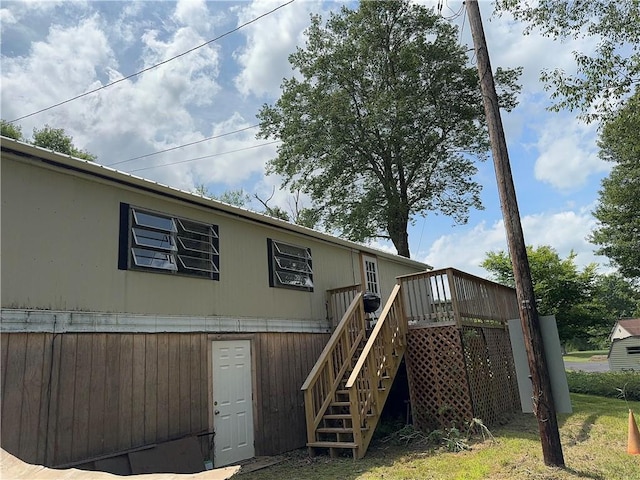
[
  {"x1": 608, "y1": 337, "x2": 640, "y2": 371},
  {"x1": 2, "y1": 155, "x2": 424, "y2": 319}
]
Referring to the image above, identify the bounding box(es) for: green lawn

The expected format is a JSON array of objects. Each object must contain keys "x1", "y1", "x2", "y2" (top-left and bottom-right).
[
  {"x1": 238, "y1": 394, "x2": 640, "y2": 480},
  {"x1": 563, "y1": 350, "x2": 609, "y2": 363}
]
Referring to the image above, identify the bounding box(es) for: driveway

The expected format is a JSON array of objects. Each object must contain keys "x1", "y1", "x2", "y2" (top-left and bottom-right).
[{"x1": 564, "y1": 360, "x2": 610, "y2": 373}]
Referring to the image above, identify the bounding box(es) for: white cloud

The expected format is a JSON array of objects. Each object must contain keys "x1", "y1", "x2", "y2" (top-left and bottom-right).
[
  {"x1": 533, "y1": 117, "x2": 609, "y2": 190},
  {"x1": 0, "y1": 8, "x2": 16, "y2": 24},
  {"x1": 172, "y1": 0, "x2": 214, "y2": 34},
  {"x1": 1, "y1": 15, "x2": 115, "y2": 135},
  {"x1": 233, "y1": 0, "x2": 320, "y2": 98},
  {"x1": 422, "y1": 207, "x2": 608, "y2": 278}
]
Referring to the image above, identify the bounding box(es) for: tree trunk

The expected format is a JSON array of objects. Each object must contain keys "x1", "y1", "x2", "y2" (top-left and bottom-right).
[{"x1": 389, "y1": 219, "x2": 411, "y2": 258}]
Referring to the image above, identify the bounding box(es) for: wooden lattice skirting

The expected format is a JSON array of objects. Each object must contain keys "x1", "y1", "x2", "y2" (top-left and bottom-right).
[{"x1": 405, "y1": 325, "x2": 520, "y2": 432}]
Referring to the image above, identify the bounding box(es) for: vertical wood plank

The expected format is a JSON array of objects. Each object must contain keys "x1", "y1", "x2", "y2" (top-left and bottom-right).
[
  {"x1": 131, "y1": 334, "x2": 146, "y2": 447},
  {"x1": 54, "y1": 334, "x2": 77, "y2": 466},
  {"x1": 267, "y1": 334, "x2": 280, "y2": 455},
  {"x1": 144, "y1": 334, "x2": 158, "y2": 445},
  {"x1": 1, "y1": 332, "x2": 9, "y2": 397},
  {"x1": 116, "y1": 334, "x2": 132, "y2": 452},
  {"x1": 190, "y1": 334, "x2": 201, "y2": 432},
  {"x1": 260, "y1": 334, "x2": 274, "y2": 454},
  {"x1": 2, "y1": 334, "x2": 27, "y2": 458},
  {"x1": 45, "y1": 333, "x2": 62, "y2": 465},
  {"x1": 18, "y1": 333, "x2": 46, "y2": 463},
  {"x1": 36, "y1": 333, "x2": 53, "y2": 465},
  {"x1": 87, "y1": 334, "x2": 106, "y2": 458},
  {"x1": 156, "y1": 333, "x2": 169, "y2": 441},
  {"x1": 200, "y1": 334, "x2": 209, "y2": 434},
  {"x1": 285, "y1": 334, "x2": 299, "y2": 450},
  {"x1": 167, "y1": 335, "x2": 181, "y2": 437},
  {"x1": 179, "y1": 335, "x2": 191, "y2": 435},
  {"x1": 71, "y1": 334, "x2": 92, "y2": 462},
  {"x1": 252, "y1": 334, "x2": 264, "y2": 455}
]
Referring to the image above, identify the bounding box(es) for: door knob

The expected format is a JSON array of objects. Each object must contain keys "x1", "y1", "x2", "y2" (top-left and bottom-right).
[{"x1": 215, "y1": 410, "x2": 220, "y2": 415}]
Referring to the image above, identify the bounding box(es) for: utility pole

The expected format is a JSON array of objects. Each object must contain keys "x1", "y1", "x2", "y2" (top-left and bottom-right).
[{"x1": 465, "y1": 0, "x2": 565, "y2": 467}]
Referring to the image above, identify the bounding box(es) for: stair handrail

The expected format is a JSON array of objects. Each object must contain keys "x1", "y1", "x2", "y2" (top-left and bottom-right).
[
  {"x1": 301, "y1": 292, "x2": 366, "y2": 442},
  {"x1": 345, "y1": 283, "x2": 407, "y2": 456}
]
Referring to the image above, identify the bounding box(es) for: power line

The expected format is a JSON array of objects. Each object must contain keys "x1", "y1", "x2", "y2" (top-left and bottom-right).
[
  {"x1": 127, "y1": 140, "x2": 279, "y2": 173},
  {"x1": 8, "y1": 0, "x2": 295, "y2": 124},
  {"x1": 105, "y1": 124, "x2": 260, "y2": 167}
]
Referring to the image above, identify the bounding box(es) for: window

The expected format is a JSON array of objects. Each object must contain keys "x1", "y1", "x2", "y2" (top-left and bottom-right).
[
  {"x1": 362, "y1": 254, "x2": 380, "y2": 295},
  {"x1": 268, "y1": 239, "x2": 313, "y2": 291},
  {"x1": 627, "y1": 346, "x2": 640, "y2": 355},
  {"x1": 119, "y1": 203, "x2": 219, "y2": 280}
]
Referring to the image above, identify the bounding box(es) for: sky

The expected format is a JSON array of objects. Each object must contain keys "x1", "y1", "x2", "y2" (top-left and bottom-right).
[{"x1": 0, "y1": 0, "x2": 615, "y2": 278}]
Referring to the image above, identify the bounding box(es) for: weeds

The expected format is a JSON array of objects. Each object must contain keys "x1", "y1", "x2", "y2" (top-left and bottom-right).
[{"x1": 380, "y1": 418, "x2": 493, "y2": 453}]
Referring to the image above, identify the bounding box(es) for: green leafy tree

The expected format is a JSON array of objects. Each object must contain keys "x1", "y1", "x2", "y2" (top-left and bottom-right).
[
  {"x1": 1, "y1": 120, "x2": 23, "y2": 140},
  {"x1": 590, "y1": 89, "x2": 640, "y2": 279},
  {"x1": 258, "y1": 0, "x2": 520, "y2": 257},
  {"x1": 495, "y1": 0, "x2": 640, "y2": 121},
  {"x1": 589, "y1": 274, "x2": 640, "y2": 344},
  {"x1": 32, "y1": 125, "x2": 96, "y2": 161},
  {"x1": 481, "y1": 245, "x2": 603, "y2": 346},
  {"x1": 193, "y1": 185, "x2": 251, "y2": 208}
]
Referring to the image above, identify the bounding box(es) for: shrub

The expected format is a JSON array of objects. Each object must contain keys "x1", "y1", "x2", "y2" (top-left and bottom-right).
[{"x1": 566, "y1": 371, "x2": 640, "y2": 401}]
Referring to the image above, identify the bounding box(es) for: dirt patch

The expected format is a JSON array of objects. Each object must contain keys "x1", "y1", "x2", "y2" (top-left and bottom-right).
[{"x1": 589, "y1": 355, "x2": 608, "y2": 362}]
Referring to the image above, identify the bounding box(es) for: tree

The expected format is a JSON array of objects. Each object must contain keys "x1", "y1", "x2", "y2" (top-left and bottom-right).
[
  {"x1": 1, "y1": 119, "x2": 23, "y2": 140},
  {"x1": 495, "y1": 0, "x2": 640, "y2": 121},
  {"x1": 590, "y1": 88, "x2": 640, "y2": 279},
  {"x1": 481, "y1": 245, "x2": 603, "y2": 346},
  {"x1": 32, "y1": 125, "x2": 96, "y2": 161},
  {"x1": 258, "y1": 0, "x2": 520, "y2": 257},
  {"x1": 194, "y1": 184, "x2": 319, "y2": 228},
  {"x1": 589, "y1": 273, "x2": 640, "y2": 344}
]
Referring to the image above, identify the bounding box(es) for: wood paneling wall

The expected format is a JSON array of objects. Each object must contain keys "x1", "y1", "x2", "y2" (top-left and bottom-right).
[
  {"x1": 1, "y1": 331, "x2": 330, "y2": 466},
  {"x1": 1, "y1": 332, "x2": 209, "y2": 467},
  {"x1": 253, "y1": 332, "x2": 329, "y2": 456}
]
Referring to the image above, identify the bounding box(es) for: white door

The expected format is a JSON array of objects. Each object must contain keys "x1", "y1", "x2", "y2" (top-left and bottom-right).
[
  {"x1": 212, "y1": 340, "x2": 255, "y2": 467},
  {"x1": 362, "y1": 254, "x2": 382, "y2": 314},
  {"x1": 362, "y1": 254, "x2": 380, "y2": 294}
]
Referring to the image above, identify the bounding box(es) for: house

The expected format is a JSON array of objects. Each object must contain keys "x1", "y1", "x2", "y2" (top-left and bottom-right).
[
  {"x1": 608, "y1": 318, "x2": 640, "y2": 371},
  {"x1": 0, "y1": 137, "x2": 430, "y2": 470}
]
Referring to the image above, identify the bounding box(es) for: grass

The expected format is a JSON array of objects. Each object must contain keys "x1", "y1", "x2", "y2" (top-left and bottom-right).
[
  {"x1": 563, "y1": 350, "x2": 608, "y2": 363},
  {"x1": 237, "y1": 394, "x2": 640, "y2": 480}
]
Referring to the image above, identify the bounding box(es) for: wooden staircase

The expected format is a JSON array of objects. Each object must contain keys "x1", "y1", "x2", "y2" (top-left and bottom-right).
[{"x1": 301, "y1": 284, "x2": 407, "y2": 458}]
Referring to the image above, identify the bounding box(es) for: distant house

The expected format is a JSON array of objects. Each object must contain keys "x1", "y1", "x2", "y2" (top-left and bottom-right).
[{"x1": 608, "y1": 318, "x2": 640, "y2": 371}]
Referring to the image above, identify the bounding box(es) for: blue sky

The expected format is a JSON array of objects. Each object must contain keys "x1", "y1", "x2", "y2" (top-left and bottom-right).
[{"x1": 1, "y1": 0, "x2": 614, "y2": 276}]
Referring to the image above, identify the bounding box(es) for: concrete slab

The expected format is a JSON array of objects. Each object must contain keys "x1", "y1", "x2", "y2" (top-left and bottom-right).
[{"x1": 0, "y1": 449, "x2": 240, "y2": 480}]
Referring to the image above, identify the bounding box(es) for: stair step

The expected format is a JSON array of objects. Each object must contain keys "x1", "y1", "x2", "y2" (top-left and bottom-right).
[
  {"x1": 307, "y1": 441, "x2": 358, "y2": 449},
  {"x1": 330, "y1": 401, "x2": 350, "y2": 407},
  {"x1": 323, "y1": 414, "x2": 352, "y2": 420},
  {"x1": 317, "y1": 427, "x2": 367, "y2": 434}
]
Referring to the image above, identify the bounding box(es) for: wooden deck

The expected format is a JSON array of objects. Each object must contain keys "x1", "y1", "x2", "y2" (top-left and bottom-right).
[{"x1": 303, "y1": 268, "x2": 520, "y2": 459}]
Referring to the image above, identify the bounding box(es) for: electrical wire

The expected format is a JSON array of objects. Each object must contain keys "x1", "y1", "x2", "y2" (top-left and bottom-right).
[
  {"x1": 443, "y1": 0, "x2": 465, "y2": 21},
  {"x1": 459, "y1": 2, "x2": 468, "y2": 42},
  {"x1": 8, "y1": 0, "x2": 295, "y2": 123},
  {"x1": 127, "y1": 140, "x2": 279, "y2": 173},
  {"x1": 104, "y1": 123, "x2": 260, "y2": 167}
]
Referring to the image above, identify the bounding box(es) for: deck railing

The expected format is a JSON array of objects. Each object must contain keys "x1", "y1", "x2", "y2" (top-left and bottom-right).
[
  {"x1": 326, "y1": 284, "x2": 363, "y2": 329},
  {"x1": 397, "y1": 268, "x2": 518, "y2": 328},
  {"x1": 345, "y1": 284, "x2": 407, "y2": 457},
  {"x1": 301, "y1": 292, "x2": 366, "y2": 443}
]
